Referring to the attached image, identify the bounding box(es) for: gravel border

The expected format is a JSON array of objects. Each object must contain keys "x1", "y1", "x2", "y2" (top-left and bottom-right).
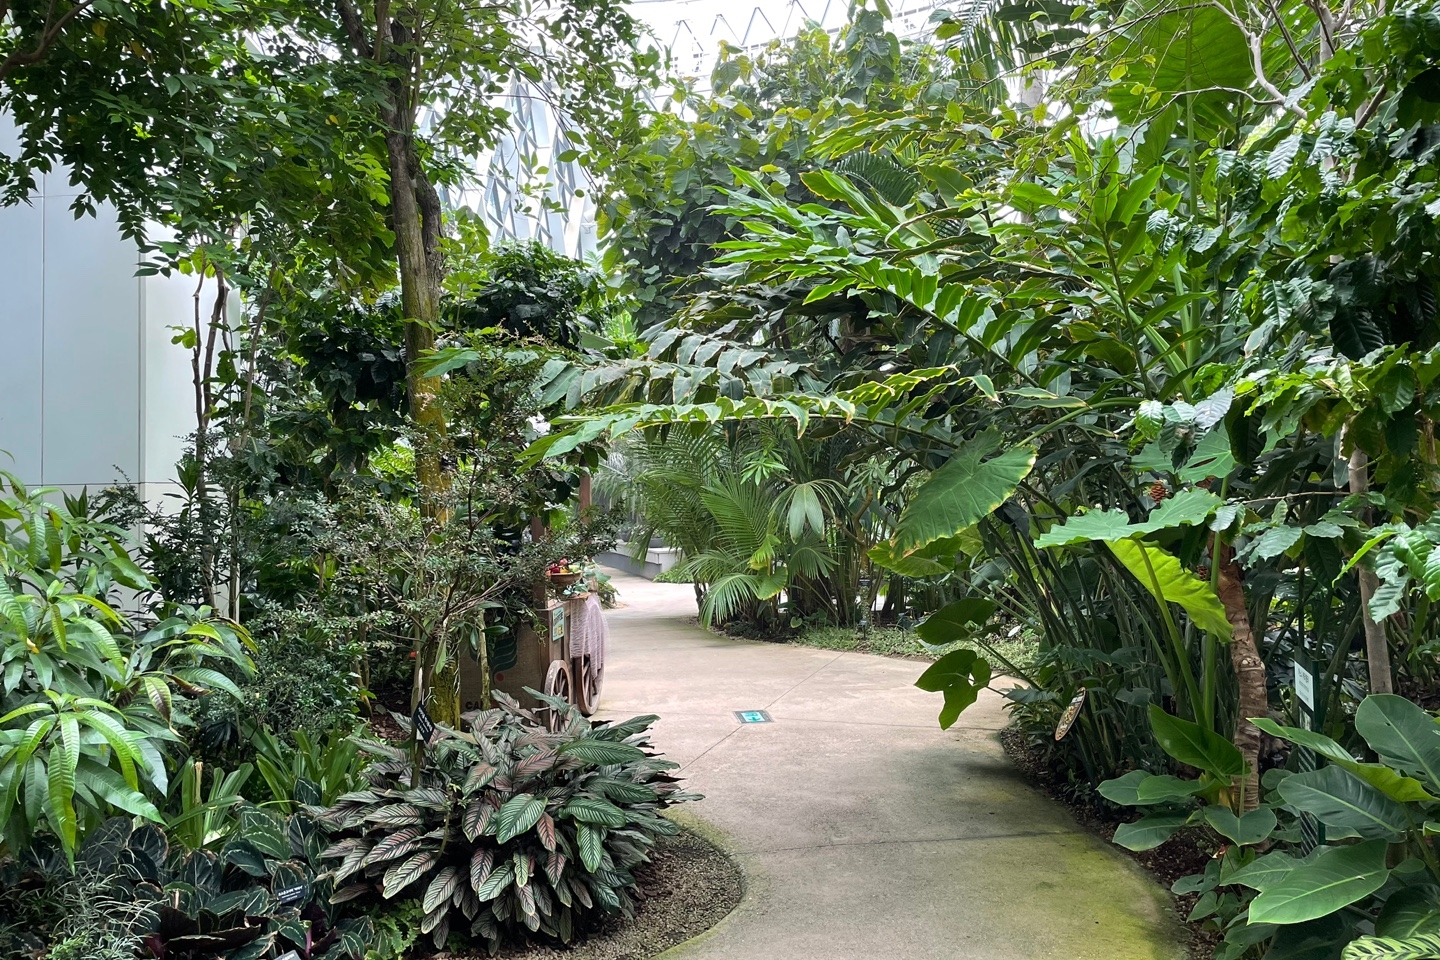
[{"x1": 448, "y1": 828, "x2": 743, "y2": 960}]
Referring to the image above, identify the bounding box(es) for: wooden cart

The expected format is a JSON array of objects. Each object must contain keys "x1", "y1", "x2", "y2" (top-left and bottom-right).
[{"x1": 458, "y1": 587, "x2": 606, "y2": 724}]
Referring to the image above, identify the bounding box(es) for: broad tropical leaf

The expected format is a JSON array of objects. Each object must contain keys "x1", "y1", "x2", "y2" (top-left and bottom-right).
[
  {"x1": 1277, "y1": 766, "x2": 1409, "y2": 840},
  {"x1": 1109, "y1": 540, "x2": 1232, "y2": 639},
  {"x1": 1226, "y1": 851, "x2": 1310, "y2": 891},
  {"x1": 1113, "y1": 812, "x2": 1189, "y2": 851},
  {"x1": 1148, "y1": 706, "x2": 1245, "y2": 778},
  {"x1": 1355, "y1": 695, "x2": 1440, "y2": 791},
  {"x1": 1249, "y1": 840, "x2": 1390, "y2": 925},
  {"x1": 915, "y1": 648, "x2": 992, "y2": 729},
  {"x1": 1201, "y1": 806, "x2": 1276, "y2": 846},
  {"x1": 1251, "y1": 718, "x2": 1436, "y2": 803},
  {"x1": 891, "y1": 431, "x2": 1036, "y2": 556},
  {"x1": 915, "y1": 598, "x2": 997, "y2": 646}
]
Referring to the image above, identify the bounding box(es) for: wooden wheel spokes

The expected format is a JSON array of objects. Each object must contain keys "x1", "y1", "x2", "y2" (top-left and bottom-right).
[
  {"x1": 574, "y1": 655, "x2": 603, "y2": 717},
  {"x1": 543, "y1": 660, "x2": 573, "y2": 732}
]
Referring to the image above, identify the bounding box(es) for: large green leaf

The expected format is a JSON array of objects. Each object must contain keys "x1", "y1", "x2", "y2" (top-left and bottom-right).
[
  {"x1": 1105, "y1": 5, "x2": 1256, "y2": 128},
  {"x1": 891, "y1": 431, "x2": 1036, "y2": 556},
  {"x1": 1277, "y1": 766, "x2": 1409, "y2": 840},
  {"x1": 1376, "y1": 888, "x2": 1440, "y2": 939},
  {"x1": 914, "y1": 648, "x2": 992, "y2": 729},
  {"x1": 1110, "y1": 540, "x2": 1232, "y2": 639},
  {"x1": 1226, "y1": 851, "x2": 1310, "y2": 891},
  {"x1": 1355, "y1": 695, "x2": 1440, "y2": 792},
  {"x1": 915, "y1": 599, "x2": 997, "y2": 646},
  {"x1": 1251, "y1": 718, "x2": 1436, "y2": 803},
  {"x1": 1137, "y1": 775, "x2": 1207, "y2": 804},
  {"x1": 1249, "y1": 839, "x2": 1391, "y2": 925},
  {"x1": 1202, "y1": 806, "x2": 1276, "y2": 846},
  {"x1": 1098, "y1": 770, "x2": 1151, "y2": 806},
  {"x1": 1149, "y1": 705, "x2": 1245, "y2": 778},
  {"x1": 1034, "y1": 490, "x2": 1221, "y2": 548},
  {"x1": 1112, "y1": 812, "x2": 1190, "y2": 850},
  {"x1": 1034, "y1": 508, "x2": 1134, "y2": 548}
]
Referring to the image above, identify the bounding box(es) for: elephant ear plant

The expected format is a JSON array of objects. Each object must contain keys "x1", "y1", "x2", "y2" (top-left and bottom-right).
[
  {"x1": 1101, "y1": 696, "x2": 1440, "y2": 960},
  {"x1": 319, "y1": 691, "x2": 698, "y2": 951}
]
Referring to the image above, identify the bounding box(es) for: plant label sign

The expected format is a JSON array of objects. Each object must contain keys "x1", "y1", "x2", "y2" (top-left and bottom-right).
[
  {"x1": 413, "y1": 703, "x2": 437, "y2": 745},
  {"x1": 275, "y1": 953, "x2": 301, "y2": 960},
  {"x1": 1053, "y1": 688, "x2": 1087, "y2": 741},
  {"x1": 1292, "y1": 659, "x2": 1315, "y2": 711},
  {"x1": 276, "y1": 883, "x2": 308, "y2": 906}
]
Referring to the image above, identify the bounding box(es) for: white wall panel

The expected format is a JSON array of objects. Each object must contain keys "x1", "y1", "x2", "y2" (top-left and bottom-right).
[
  {"x1": 140, "y1": 268, "x2": 201, "y2": 501},
  {"x1": 41, "y1": 201, "x2": 141, "y2": 486},
  {"x1": 0, "y1": 199, "x2": 45, "y2": 481}
]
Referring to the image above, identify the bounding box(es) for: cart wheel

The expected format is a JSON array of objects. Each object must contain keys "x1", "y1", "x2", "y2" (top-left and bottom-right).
[
  {"x1": 574, "y1": 655, "x2": 603, "y2": 717},
  {"x1": 543, "y1": 661, "x2": 573, "y2": 731}
]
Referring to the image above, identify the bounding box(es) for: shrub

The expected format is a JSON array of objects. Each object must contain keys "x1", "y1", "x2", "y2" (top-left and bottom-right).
[
  {"x1": 193, "y1": 614, "x2": 364, "y2": 758},
  {"x1": 319, "y1": 693, "x2": 698, "y2": 952},
  {"x1": 0, "y1": 806, "x2": 373, "y2": 960},
  {"x1": 0, "y1": 477, "x2": 256, "y2": 860},
  {"x1": 107, "y1": 809, "x2": 369, "y2": 960}
]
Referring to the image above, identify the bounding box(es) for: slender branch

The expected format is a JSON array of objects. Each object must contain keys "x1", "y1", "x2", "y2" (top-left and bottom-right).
[
  {"x1": 0, "y1": 0, "x2": 97, "y2": 81},
  {"x1": 333, "y1": 0, "x2": 373, "y2": 59}
]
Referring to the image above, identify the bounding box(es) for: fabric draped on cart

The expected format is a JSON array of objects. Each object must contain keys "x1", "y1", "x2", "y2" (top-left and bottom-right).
[{"x1": 563, "y1": 592, "x2": 608, "y2": 672}]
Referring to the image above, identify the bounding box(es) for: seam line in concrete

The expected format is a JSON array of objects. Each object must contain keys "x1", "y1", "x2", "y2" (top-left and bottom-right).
[
  {"x1": 675, "y1": 723, "x2": 746, "y2": 773},
  {"x1": 762, "y1": 652, "x2": 845, "y2": 710},
  {"x1": 735, "y1": 829, "x2": 1081, "y2": 855}
]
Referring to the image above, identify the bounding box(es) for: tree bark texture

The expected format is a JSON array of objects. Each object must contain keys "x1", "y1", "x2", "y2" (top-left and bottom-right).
[
  {"x1": 1217, "y1": 545, "x2": 1266, "y2": 811},
  {"x1": 1348, "y1": 448, "x2": 1395, "y2": 695}
]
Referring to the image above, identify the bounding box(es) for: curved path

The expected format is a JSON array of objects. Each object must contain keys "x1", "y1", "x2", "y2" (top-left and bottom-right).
[{"x1": 595, "y1": 570, "x2": 1185, "y2": 960}]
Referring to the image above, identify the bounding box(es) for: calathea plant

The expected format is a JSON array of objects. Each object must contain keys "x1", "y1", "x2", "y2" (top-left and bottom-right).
[
  {"x1": 319, "y1": 692, "x2": 697, "y2": 951},
  {"x1": 1102, "y1": 696, "x2": 1440, "y2": 959}
]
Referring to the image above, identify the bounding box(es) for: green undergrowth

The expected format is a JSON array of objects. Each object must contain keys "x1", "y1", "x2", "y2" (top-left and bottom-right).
[{"x1": 790, "y1": 624, "x2": 1039, "y2": 676}]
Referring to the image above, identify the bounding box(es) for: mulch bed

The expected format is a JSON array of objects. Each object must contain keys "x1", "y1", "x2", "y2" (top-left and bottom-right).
[{"x1": 1000, "y1": 728, "x2": 1220, "y2": 960}]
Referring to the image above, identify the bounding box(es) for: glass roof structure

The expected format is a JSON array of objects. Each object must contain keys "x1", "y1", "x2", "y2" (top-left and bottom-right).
[{"x1": 455, "y1": 0, "x2": 947, "y2": 258}]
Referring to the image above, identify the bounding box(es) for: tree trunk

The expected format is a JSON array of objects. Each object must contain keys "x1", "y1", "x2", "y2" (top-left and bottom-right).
[
  {"x1": 1349, "y1": 448, "x2": 1394, "y2": 695},
  {"x1": 382, "y1": 87, "x2": 457, "y2": 721},
  {"x1": 1217, "y1": 545, "x2": 1266, "y2": 811}
]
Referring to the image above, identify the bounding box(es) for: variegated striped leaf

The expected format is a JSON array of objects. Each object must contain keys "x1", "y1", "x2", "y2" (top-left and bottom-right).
[
  {"x1": 423, "y1": 865, "x2": 462, "y2": 913},
  {"x1": 382, "y1": 849, "x2": 438, "y2": 898}
]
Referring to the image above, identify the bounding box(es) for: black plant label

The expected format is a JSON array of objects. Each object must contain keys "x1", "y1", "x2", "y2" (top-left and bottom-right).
[
  {"x1": 414, "y1": 703, "x2": 437, "y2": 745},
  {"x1": 276, "y1": 884, "x2": 307, "y2": 906}
]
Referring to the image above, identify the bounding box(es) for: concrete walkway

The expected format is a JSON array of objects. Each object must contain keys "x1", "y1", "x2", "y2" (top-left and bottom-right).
[{"x1": 595, "y1": 571, "x2": 1185, "y2": 960}]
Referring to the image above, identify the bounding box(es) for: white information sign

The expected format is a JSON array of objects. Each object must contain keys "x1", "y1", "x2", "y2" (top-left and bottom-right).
[{"x1": 1293, "y1": 659, "x2": 1315, "y2": 710}]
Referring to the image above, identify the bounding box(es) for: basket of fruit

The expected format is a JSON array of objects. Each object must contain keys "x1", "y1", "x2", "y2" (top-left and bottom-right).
[{"x1": 546, "y1": 560, "x2": 584, "y2": 590}]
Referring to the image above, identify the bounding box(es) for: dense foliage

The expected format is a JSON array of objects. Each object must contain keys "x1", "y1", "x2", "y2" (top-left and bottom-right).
[
  {"x1": 4, "y1": 0, "x2": 1440, "y2": 956},
  {"x1": 0, "y1": 478, "x2": 255, "y2": 862},
  {"x1": 533, "y1": 1, "x2": 1440, "y2": 956}
]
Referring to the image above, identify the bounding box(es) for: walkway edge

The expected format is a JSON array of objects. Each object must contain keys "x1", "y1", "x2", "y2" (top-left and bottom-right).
[{"x1": 653, "y1": 809, "x2": 755, "y2": 959}]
